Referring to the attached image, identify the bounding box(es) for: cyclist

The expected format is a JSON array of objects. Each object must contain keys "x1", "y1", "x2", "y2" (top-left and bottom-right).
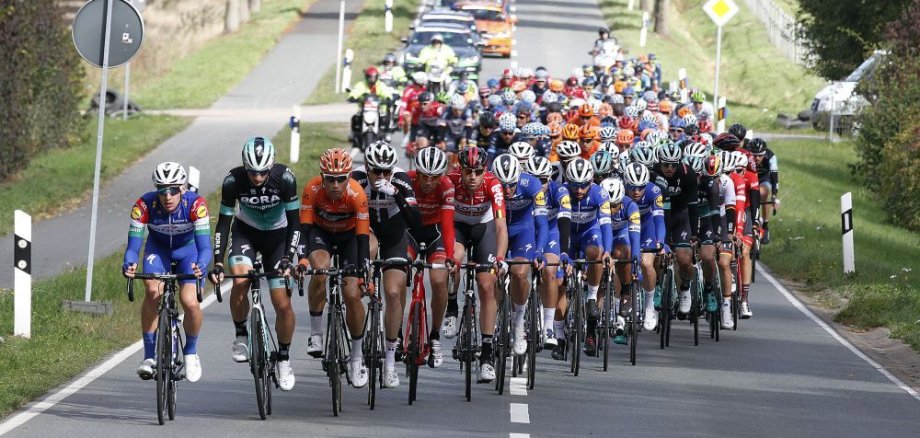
[
  {"x1": 124, "y1": 162, "x2": 211, "y2": 383},
  {"x1": 406, "y1": 91, "x2": 444, "y2": 151},
  {"x1": 712, "y1": 153, "x2": 738, "y2": 329},
  {"x1": 492, "y1": 154, "x2": 549, "y2": 356},
  {"x1": 731, "y1": 150, "x2": 760, "y2": 320},
  {"x1": 652, "y1": 142, "x2": 699, "y2": 318},
  {"x1": 440, "y1": 94, "x2": 474, "y2": 155},
  {"x1": 554, "y1": 158, "x2": 612, "y2": 359},
  {"x1": 600, "y1": 177, "x2": 640, "y2": 345},
  {"x1": 298, "y1": 148, "x2": 372, "y2": 388},
  {"x1": 685, "y1": 144, "x2": 725, "y2": 315},
  {"x1": 748, "y1": 137, "x2": 779, "y2": 244},
  {"x1": 352, "y1": 141, "x2": 421, "y2": 388},
  {"x1": 590, "y1": 148, "x2": 618, "y2": 184},
  {"x1": 208, "y1": 138, "x2": 299, "y2": 391},
  {"x1": 526, "y1": 156, "x2": 571, "y2": 349},
  {"x1": 407, "y1": 147, "x2": 457, "y2": 368},
  {"x1": 623, "y1": 162, "x2": 666, "y2": 332},
  {"x1": 446, "y1": 146, "x2": 509, "y2": 383}
]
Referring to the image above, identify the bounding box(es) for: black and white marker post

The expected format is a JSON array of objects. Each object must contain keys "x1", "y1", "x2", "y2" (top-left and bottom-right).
[
  {"x1": 841, "y1": 192, "x2": 855, "y2": 274},
  {"x1": 14, "y1": 210, "x2": 31, "y2": 338}
]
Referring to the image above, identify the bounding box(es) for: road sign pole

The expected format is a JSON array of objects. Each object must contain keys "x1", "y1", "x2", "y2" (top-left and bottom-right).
[
  {"x1": 334, "y1": 0, "x2": 345, "y2": 94},
  {"x1": 85, "y1": 0, "x2": 116, "y2": 302},
  {"x1": 713, "y1": 24, "x2": 722, "y2": 117},
  {"x1": 123, "y1": 62, "x2": 130, "y2": 120}
]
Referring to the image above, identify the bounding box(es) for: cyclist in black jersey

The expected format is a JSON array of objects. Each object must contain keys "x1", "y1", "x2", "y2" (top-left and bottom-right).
[
  {"x1": 208, "y1": 137, "x2": 300, "y2": 391},
  {"x1": 352, "y1": 141, "x2": 421, "y2": 389},
  {"x1": 748, "y1": 138, "x2": 779, "y2": 244}
]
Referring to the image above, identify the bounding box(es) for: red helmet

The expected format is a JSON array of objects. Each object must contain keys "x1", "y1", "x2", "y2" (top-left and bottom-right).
[
  {"x1": 502, "y1": 68, "x2": 514, "y2": 80},
  {"x1": 459, "y1": 146, "x2": 488, "y2": 169},
  {"x1": 364, "y1": 66, "x2": 379, "y2": 79}
]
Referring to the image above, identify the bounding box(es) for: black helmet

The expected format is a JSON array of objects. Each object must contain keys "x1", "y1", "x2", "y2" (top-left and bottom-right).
[
  {"x1": 748, "y1": 137, "x2": 767, "y2": 155},
  {"x1": 479, "y1": 111, "x2": 497, "y2": 128},
  {"x1": 728, "y1": 123, "x2": 747, "y2": 142},
  {"x1": 598, "y1": 26, "x2": 610, "y2": 35},
  {"x1": 383, "y1": 52, "x2": 397, "y2": 66},
  {"x1": 417, "y1": 91, "x2": 434, "y2": 103}
]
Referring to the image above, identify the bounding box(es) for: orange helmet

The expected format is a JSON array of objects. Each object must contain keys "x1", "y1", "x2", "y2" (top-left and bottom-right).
[
  {"x1": 579, "y1": 124, "x2": 598, "y2": 140},
  {"x1": 677, "y1": 106, "x2": 693, "y2": 118},
  {"x1": 578, "y1": 103, "x2": 594, "y2": 118},
  {"x1": 547, "y1": 121, "x2": 563, "y2": 137},
  {"x1": 616, "y1": 129, "x2": 635, "y2": 145},
  {"x1": 562, "y1": 123, "x2": 581, "y2": 141},
  {"x1": 613, "y1": 80, "x2": 627, "y2": 94},
  {"x1": 659, "y1": 100, "x2": 674, "y2": 115},
  {"x1": 549, "y1": 79, "x2": 565, "y2": 93},
  {"x1": 320, "y1": 148, "x2": 353, "y2": 175}
]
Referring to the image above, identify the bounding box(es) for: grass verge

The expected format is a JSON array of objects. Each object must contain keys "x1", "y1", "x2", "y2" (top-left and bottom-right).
[
  {"x1": 129, "y1": 0, "x2": 315, "y2": 109},
  {"x1": 0, "y1": 115, "x2": 192, "y2": 237},
  {"x1": 597, "y1": 0, "x2": 825, "y2": 132},
  {"x1": 304, "y1": 0, "x2": 421, "y2": 105},
  {"x1": 760, "y1": 138, "x2": 920, "y2": 348},
  {"x1": 0, "y1": 122, "x2": 347, "y2": 418}
]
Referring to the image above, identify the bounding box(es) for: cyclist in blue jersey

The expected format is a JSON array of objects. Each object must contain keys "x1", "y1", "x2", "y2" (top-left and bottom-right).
[
  {"x1": 123, "y1": 162, "x2": 212, "y2": 383},
  {"x1": 526, "y1": 156, "x2": 572, "y2": 349},
  {"x1": 623, "y1": 162, "x2": 666, "y2": 332},
  {"x1": 492, "y1": 154, "x2": 549, "y2": 356},
  {"x1": 600, "y1": 177, "x2": 640, "y2": 345},
  {"x1": 555, "y1": 158, "x2": 612, "y2": 359},
  {"x1": 208, "y1": 137, "x2": 300, "y2": 391}
]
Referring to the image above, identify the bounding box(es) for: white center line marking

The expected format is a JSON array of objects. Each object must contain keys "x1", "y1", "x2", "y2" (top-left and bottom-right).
[
  {"x1": 509, "y1": 434, "x2": 531, "y2": 438},
  {"x1": 510, "y1": 403, "x2": 530, "y2": 424},
  {"x1": 510, "y1": 377, "x2": 527, "y2": 396}
]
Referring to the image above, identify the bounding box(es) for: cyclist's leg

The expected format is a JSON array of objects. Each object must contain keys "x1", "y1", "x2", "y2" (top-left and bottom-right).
[
  {"x1": 173, "y1": 244, "x2": 203, "y2": 345},
  {"x1": 741, "y1": 211, "x2": 755, "y2": 307},
  {"x1": 541, "y1": 227, "x2": 561, "y2": 342},
  {"x1": 670, "y1": 209, "x2": 694, "y2": 296},
  {"x1": 507, "y1": 224, "x2": 533, "y2": 313},
  {"x1": 259, "y1": 233, "x2": 295, "y2": 346},
  {"x1": 227, "y1": 222, "x2": 257, "y2": 326},
  {"x1": 718, "y1": 243, "x2": 734, "y2": 300},
  {"x1": 307, "y1": 228, "x2": 336, "y2": 343},
  {"x1": 380, "y1": 230, "x2": 409, "y2": 342},
  {"x1": 140, "y1": 239, "x2": 169, "y2": 359},
  {"x1": 472, "y1": 223, "x2": 498, "y2": 348},
  {"x1": 337, "y1": 233, "x2": 366, "y2": 339},
  {"x1": 422, "y1": 227, "x2": 449, "y2": 334}
]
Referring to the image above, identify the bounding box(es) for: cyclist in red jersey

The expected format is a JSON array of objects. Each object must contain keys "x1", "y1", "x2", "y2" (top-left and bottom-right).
[
  {"x1": 407, "y1": 147, "x2": 456, "y2": 367},
  {"x1": 446, "y1": 146, "x2": 509, "y2": 383}
]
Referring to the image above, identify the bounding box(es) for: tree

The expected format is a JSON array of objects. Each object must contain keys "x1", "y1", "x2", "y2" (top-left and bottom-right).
[
  {"x1": 654, "y1": 0, "x2": 670, "y2": 36},
  {"x1": 796, "y1": 0, "x2": 910, "y2": 80},
  {"x1": 225, "y1": 0, "x2": 240, "y2": 33}
]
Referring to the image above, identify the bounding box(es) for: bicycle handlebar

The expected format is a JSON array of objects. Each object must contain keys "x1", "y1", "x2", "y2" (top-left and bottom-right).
[{"x1": 127, "y1": 273, "x2": 202, "y2": 303}]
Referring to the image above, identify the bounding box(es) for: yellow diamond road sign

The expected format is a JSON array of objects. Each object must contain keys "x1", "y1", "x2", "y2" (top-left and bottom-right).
[{"x1": 703, "y1": 0, "x2": 739, "y2": 27}]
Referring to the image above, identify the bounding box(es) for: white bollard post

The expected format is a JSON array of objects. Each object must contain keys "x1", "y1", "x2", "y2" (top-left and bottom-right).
[
  {"x1": 342, "y1": 49, "x2": 354, "y2": 93},
  {"x1": 188, "y1": 166, "x2": 201, "y2": 193},
  {"x1": 334, "y1": 0, "x2": 345, "y2": 93},
  {"x1": 628, "y1": 0, "x2": 635, "y2": 11},
  {"x1": 14, "y1": 210, "x2": 32, "y2": 339},
  {"x1": 385, "y1": 0, "x2": 393, "y2": 33},
  {"x1": 639, "y1": 11, "x2": 649, "y2": 48},
  {"x1": 841, "y1": 192, "x2": 855, "y2": 274},
  {"x1": 716, "y1": 96, "x2": 727, "y2": 134},
  {"x1": 290, "y1": 105, "x2": 301, "y2": 163}
]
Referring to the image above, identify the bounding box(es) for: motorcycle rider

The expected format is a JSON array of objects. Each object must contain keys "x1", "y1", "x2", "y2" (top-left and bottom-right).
[
  {"x1": 417, "y1": 33, "x2": 458, "y2": 75},
  {"x1": 379, "y1": 52, "x2": 408, "y2": 89},
  {"x1": 349, "y1": 67, "x2": 397, "y2": 146}
]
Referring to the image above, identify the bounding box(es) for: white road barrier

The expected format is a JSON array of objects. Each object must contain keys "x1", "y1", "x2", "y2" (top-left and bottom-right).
[
  {"x1": 290, "y1": 105, "x2": 302, "y2": 163},
  {"x1": 841, "y1": 192, "x2": 855, "y2": 274},
  {"x1": 14, "y1": 210, "x2": 31, "y2": 339},
  {"x1": 385, "y1": 0, "x2": 393, "y2": 33}
]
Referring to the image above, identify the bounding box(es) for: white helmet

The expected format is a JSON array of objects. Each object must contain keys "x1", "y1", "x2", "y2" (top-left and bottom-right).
[
  {"x1": 657, "y1": 141, "x2": 682, "y2": 163},
  {"x1": 564, "y1": 158, "x2": 594, "y2": 184},
  {"x1": 731, "y1": 151, "x2": 748, "y2": 170},
  {"x1": 415, "y1": 146, "x2": 448, "y2": 175},
  {"x1": 152, "y1": 162, "x2": 187, "y2": 186},
  {"x1": 450, "y1": 94, "x2": 467, "y2": 110},
  {"x1": 623, "y1": 162, "x2": 650, "y2": 187},
  {"x1": 242, "y1": 136, "x2": 275, "y2": 172},
  {"x1": 635, "y1": 98, "x2": 648, "y2": 111},
  {"x1": 720, "y1": 150, "x2": 736, "y2": 174},
  {"x1": 411, "y1": 71, "x2": 429, "y2": 85},
  {"x1": 526, "y1": 155, "x2": 553, "y2": 178},
  {"x1": 492, "y1": 154, "x2": 521, "y2": 184},
  {"x1": 682, "y1": 113, "x2": 698, "y2": 127},
  {"x1": 509, "y1": 141, "x2": 535, "y2": 163},
  {"x1": 601, "y1": 177, "x2": 625, "y2": 204},
  {"x1": 365, "y1": 140, "x2": 398, "y2": 170},
  {"x1": 556, "y1": 140, "x2": 582, "y2": 162},
  {"x1": 629, "y1": 146, "x2": 657, "y2": 167},
  {"x1": 599, "y1": 126, "x2": 617, "y2": 141},
  {"x1": 683, "y1": 141, "x2": 709, "y2": 158},
  {"x1": 520, "y1": 89, "x2": 536, "y2": 104}
]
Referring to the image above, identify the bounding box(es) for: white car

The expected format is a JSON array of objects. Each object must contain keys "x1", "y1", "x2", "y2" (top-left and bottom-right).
[{"x1": 810, "y1": 50, "x2": 887, "y2": 130}]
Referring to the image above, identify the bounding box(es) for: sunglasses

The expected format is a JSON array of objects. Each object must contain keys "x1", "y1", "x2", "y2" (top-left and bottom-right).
[
  {"x1": 369, "y1": 167, "x2": 392, "y2": 176},
  {"x1": 669, "y1": 128, "x2": 684, "y2": 133},
  {"x1": 517, "y1": 114, "x2": 530, "y2": 119},
  {"x1": 501, "y1": 131, "x2": 516, "y2": 136},
  {"x1": 247, "y1": 169, "x2": 270, "y2": 177},
  {"x1": 626, "y1": 184, "x2": 645, "y2": 192},
  {"x1": 462, "y1": 168, "x2": 485, "y2": 176},
  {"x1": 501, "y1": 181, "x2": 517, "y2": 189},
  {"x1": 661, "y1": 162, "x2": 678, "y2": 168},
  {"x1": 323, "y1": 174, "x2": 349, "y2": 184},
  {"x1": 156, "y1": 186, "x2": 181, "y2": 196},
  {"x1": 569, "y1": 181, "x2": 591, "y2": 189}
]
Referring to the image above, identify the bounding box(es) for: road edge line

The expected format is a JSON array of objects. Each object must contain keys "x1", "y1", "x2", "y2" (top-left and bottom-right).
[{"x1": 757, "y1": 265, "x2": 920, "y2": 402}]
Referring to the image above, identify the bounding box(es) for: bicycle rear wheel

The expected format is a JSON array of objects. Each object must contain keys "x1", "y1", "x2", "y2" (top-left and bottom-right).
[
  {"x1": 251, "y1": 311, "x2": 268, "y2": 420},
  {"x1": 408, "y1": 301, "x2": 421, "y2": 405},
  {"x1": 659, "y1": 271, "x2": 672, "y2": 349},
  {"x1": 691, "y1": 273, "x2": 700, "y2": 347},
  {"x1": 155, "y1": 309, "x2": 170, "y2": 425}
]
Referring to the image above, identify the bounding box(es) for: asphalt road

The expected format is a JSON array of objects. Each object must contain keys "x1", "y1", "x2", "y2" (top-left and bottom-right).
[{"x1": 3, "y1": 1, "x2": 920, "y2": 437}]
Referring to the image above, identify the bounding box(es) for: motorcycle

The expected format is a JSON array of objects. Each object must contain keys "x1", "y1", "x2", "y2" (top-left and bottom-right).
[{"x1": 350, "y1": 94, "x2": 390, "y2": 152}]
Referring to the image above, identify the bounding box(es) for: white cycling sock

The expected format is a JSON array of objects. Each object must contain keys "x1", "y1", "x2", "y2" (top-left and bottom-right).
[
  {"x1": 513, "y1": 304, "x2": 526, "y2": 328},
  {"x1": 645, "y1": 288, "x2": 656, "y2": 310},
  {"x1": 542, "y1": 308, "x2": 555, "y2": 333},
  {"x1": 350, "y1": 337, "x2": 363, "y2": 363},
  {"x1": 310, "y1": 314, "x2": 323, "y2": 335},
  {"x1": 385, "y1": 340, "x2": 398, "y2": 368},
  {"x1": 553, "y1": 320, "x2": 565, "y2": 339},
  {"x1": 723, "y1": 297, "x2": 731, "y2": 305},
  {"x1": 587, "y1": 285, "x2": 599, "y2": 301}
]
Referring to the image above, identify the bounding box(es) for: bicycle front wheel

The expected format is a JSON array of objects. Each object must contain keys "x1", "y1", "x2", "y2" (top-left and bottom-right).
[
  {"x1": 251, "y1": 310, "x2": 268, "y2": 420},
  {"x1": 495, "y1": 293, "x2": 510, "y2": 394},
  {"x1": 572, "y1": 281, "x2": 583, "y2": 377},
  {"x1": 408, "y1": 301, "x2": 421, "y2": 405},
  {"x1": 526, "y1": 292, "x2": 539, "y2": 389},
  {"x1": 629, "y1": 283, "x2": 639, "y2": 366},
  {"x1": 155, "y1": 310, "x2": 170, "y2": 425},
  {"x1": 326, "y1": 310, "x2": 342, "y2": 416},
  {"x1": 365, "y1": 301, "x2": 381, "y2": 409}
]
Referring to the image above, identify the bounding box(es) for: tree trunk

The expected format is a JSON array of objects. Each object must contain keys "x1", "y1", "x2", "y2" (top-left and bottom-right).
[
  {"x1": 240, "y1": 0, "x2": 250, "y2": 23},
  {"x1": 249, "y1": 0, "x2": 261, "y2": 14},
  {"x1": 225, "y1": 0, "x2": 240, "y2": 33},
  {"x1": 655, "y1": 0, "x2": 670, "y2": 36},
  {"x1": 640, "y1": 0, "x2": 653, "y2": 12}
]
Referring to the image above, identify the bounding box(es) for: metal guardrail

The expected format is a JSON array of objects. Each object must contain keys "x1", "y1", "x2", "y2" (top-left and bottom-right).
[{"x1": 742, "y1": 0, "x2": 808, "y2": 66}]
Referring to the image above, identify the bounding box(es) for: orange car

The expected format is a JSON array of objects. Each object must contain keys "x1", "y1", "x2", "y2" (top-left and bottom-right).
[{"x1": 458, "y1": 2, "x2": 515, "y2": 58}]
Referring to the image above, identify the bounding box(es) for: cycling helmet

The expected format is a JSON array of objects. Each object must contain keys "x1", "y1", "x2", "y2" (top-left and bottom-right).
[
  {"x1": 411, "y1": 71, "x2": 428, "y2": 86},
  {"x1": 713, "y1": 133, "x2": 742, "y2": 151},
  {"x1": 619, "y1": 115, "x2": 637, "y2": 131},
  {"x1": 527, "y1": 155, "x2": 553, "y2": 177},
  {"x1": 731, "y1": 151, "x2": 749, "y2": 170},
  {"x1": 698, "y1": 118, "x2": 713, "y2": 133},
  {"x1": 509, "y1": 141, "x2": 535, "y2": 162},
  {"x1": 479, "y1": 111, "x2": 497, "y2": 128},
  {"x1": 600, "y1": 115, "x2": 618, "y2": 128},
  {"x1": 682, "y1": 113, "x2": 698, "y2": 127},
  {"x1": 623, "y1": 106, "x2": 640, "y2": 118},
  {"x1": 459, "y1": 146, "x2": 488, "y2": 169},
  {"x1": 640, "y1": 112, "x2": 658, "y2": 125},
  {"x1": 630, "y1": 146, "x2": 657, "y2": 167},
  {"x1": 365, "y1": 140, "x2": 398, "y2": 170},
  {"x1": 492, "y1": 154, "x2": 521, "y2": 184},
  {"x1": 601, "y1": 177, "x2": 625, "y2": 204},
  {"x1": 610, "y1": 94, "x2": 625, "y2": 105},
  {"x1": 522, "y1": 122, "x2": 543, "y2": 138},
  {"x1": 562, "y1": 124, "x2": 581, "y2": 141},
  {"x1": 579, "y1": 124, "x2": 598, "y2": 140},
  {"x1": 556, "y1": 140, "x2": 582, "y2": 162},
  {"x1": 578, "y1": 103, "x2": 594, "y2": 118},
  {"x1": 487, "y1": 94, "x2": 503, "y2": 107},
  {"x1": 647, "y1": 130, "x2": 669, "y2": 146},
  {"x1": 520, "y1": 90, "x2": 537, "y2": 104},
  {"x1": 634, "y1": 140, "x2": 651, "y2": 150},
  {"x1": 683, "y1": 141, "x2": 709, "y2": 159},
  {"x1": 748, "y1": 137, "x2": 767, "y2": 155},
  {"x1": 450, "y1": 94, "x2": 467, "y2": 110},
  {"x1": 657, "y1": 141, "x2": 682, "y2": 163},
  {"x1": 499, "y1": 115, "x2": 517, "y2": 133},
  {"x1": 597, "y1": 141, "x2": 619, "y2": 156},
  {"x1": 728, "y1": 123, "x2": 747, "y2": 141},
  {"x1": 704, "y1": 154, "x2": 722, "y2": 177},
  {"x1": 535, "y1": 68, "x2": 549, "y2": 80},
  {"x1": 415, "y1": 147, "x2": 448, "y2": 175},
  {"x1": 516, "y1": 101, "x2": 534, "y2": 115},
  {"x1": 564, "y1": 158, "x2": 594, "y2": 184},
  {"x1": 519, "y1": 67, "x2": 535, "y2": 79},
  {"x1": 320, "y1": 148, "x2": 352, "y2": 175},
  {"x1": 417, "y1": 91, "x2": 434, "y2": 103},
  {"x1": 501, "y1": 89, "x2": 517, "y2": 106},
  {"x1": 242, "y1": 136, "x2": 276, "y2": 172},
  {"x1": 691, "y1": 90, "x2": 706, "y2": 103},
  {"x1": 719, "y1": 150, "x2": 734, "y2": 173},
  {"x1": 659, "y1": 100, "x2": 674, "y2": 114},
  {"x1": 599, "y1": 126, "x2": 617, "y2": 141},
  {"x1": 598, "y1": 26, "x2": 610, "y2": 35},
  {"x1": 642, "y1": 91, "x2": 658, "y2": 102},
  {"x1": 623, "y1": 162, "x2": 650, "y2": 187},
  {"x1": 152, "y1": 162, "x2": 187, "y2": 186},
  {"x1": 635, "y1": 99, "x2": 648, "y2": 111},
  {"x1": 364, "y1": 66, "x2": 379, "y2": 81},
  {"x1": 669, "y1": 116, "x2": 687, "y2": 130},
  {"x1": 697, "y1": 132, "x2": 714, "y2": 147},
  {"x1": 542, "y1": 91, "x2": 558, "y2": 104},
  {"x1": 616, "y1": 129, "x2": 635, "y2": 145},
  {"x1": 590, "y1": 150, "x2": 616, "y2": 175}
]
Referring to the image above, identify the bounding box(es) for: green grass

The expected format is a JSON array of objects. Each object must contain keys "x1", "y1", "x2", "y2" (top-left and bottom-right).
[
  {"x1": 0, "y1": 122, "x2": 346, "y2": 418},
  {"x1": 305, "y1": 0, "x2": 421, "y2": 105},
  {"x1": 760, "y1": 138, "x2": 920, "y2": 348},
  {"x1": 0, "y1": 115, "x2": 192, "y2": 236},
  {"x1": 598, "y1": 0, "x2": 825, "y2": 132},
  {"x1": 131, "y1": 0, "x2": 315, "y2": 109}
]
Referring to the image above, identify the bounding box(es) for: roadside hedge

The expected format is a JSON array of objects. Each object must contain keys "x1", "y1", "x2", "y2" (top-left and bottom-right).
[{"x1": 0, "y1": 0, "x2": 85, "y2": 181}]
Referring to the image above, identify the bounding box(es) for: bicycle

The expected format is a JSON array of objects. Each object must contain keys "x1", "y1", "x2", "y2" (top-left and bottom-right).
[
  {"x1": 730, "y1": 242, "x2": 743, "y2": 331},
  {"x1": 598, "y1": 259, "x2": 633, "y2": 371},
  {"x1": 364, "y1": 262, "x2": 385, "y2": 410},
  {"x1": 512, "y1": 261, "x2": 550, "y2": 390},
  {"x1": 452, "y1": 259, "x2": 492, "y2": 401},
  {"x1": 625, "y1": 263, "x2": 643, "y2": 366},
  {"x1": 562, "y1": 258, "x2": 603, "y2": 377},
  {"x1": 655, "y1": 252, "x2": 676, "y2": 349},
  {"x1": 127, "y1": 270, "x2": 202, "y2": 425},
  {"x1": 219, "y1": 261, "x2": 296, "y2": 420}
]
